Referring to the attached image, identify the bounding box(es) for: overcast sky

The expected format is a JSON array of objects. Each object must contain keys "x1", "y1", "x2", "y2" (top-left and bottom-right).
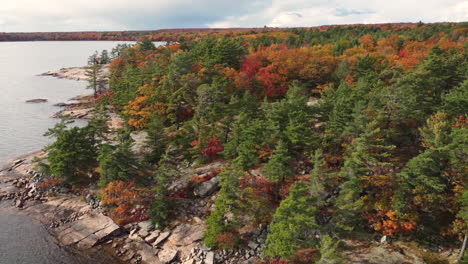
[{"x1": 0, "y1": 0, "x2": 467, "y2": 32}]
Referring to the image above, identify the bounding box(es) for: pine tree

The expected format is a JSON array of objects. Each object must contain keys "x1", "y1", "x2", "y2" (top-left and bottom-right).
[
  {"x1": 100, "y1": 49, "x2": 110, "y2": 64},
  {"x1": 43, "y1": 122, "x2": 98, "y2": 184},
  {"x1": 316, "y1": 235, "x2": 344, "y2": 264},
  {"x1": 232, "y1": 118, "x2": 265, "y2": 170},
  {"x1": 149, "y1": 154, "x2": 177, "y2": 228},
  {"x1": 325, "y1": 82, "x2": 355, "y2": 140},
  {"x1": 145, "y1": 114, "x2": 166, "y2": 163},
  {"x1": 97, "y1": 133, "x2": 138, "y2": 187},
  {"x1": 265, "y1": 181, "x2": 319, "y2": 259},
  {"x1": 334, "y1": 120, "x2": 395, "y2": 231},
  {"x1": 204, "y1": 166, "x2": 242, "y2": 249},
  {"x1": 85, "y1": 55, "x2": 106, "y2": 97},
  {"x1": 263, "y1": 140, "x2": 293, "y2": 183},
  {"x1": 394, "y1": 112, "x2": 467, "y2": 239},
  {"x1": 310, "y1": 149, "x2": 326, "y2": 198}
]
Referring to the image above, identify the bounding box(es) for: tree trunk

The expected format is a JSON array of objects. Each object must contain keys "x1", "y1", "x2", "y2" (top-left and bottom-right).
[{"x1": 458, "y1": 232, "x2": 467, "y2": 263}]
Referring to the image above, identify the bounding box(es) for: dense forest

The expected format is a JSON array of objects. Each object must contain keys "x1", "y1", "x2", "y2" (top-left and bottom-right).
[
  {"x1": 39, "y1": 22, "x2": 467, "y2": 263},
  {"x1": 0, "y1": 22, "x2": 462, "y2": 42}
]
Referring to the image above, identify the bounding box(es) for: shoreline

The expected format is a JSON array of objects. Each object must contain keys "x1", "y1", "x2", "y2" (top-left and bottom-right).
[
  {"x1": 0, "y1": 151, "x2": 125, "y2": 264},
  {"x1": 39, "y1": 64, "x2": 110, "y2": 82}
]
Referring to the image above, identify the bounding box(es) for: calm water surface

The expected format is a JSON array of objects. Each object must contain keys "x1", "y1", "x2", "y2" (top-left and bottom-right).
[
  {"x1": 0, "y1": 41, "x2": 155, "y2": 264},
  {"x1": 0, "y1": 41, "x2": 144, "y2": 163}
]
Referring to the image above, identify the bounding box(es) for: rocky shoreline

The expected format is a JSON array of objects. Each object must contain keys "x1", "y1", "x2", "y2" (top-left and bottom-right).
[
  {"x1": 0, "y1": 152, "x2": 267, "y2": 264},
  {"x1": 50, "y1": 94, "x2": 96, "y2": 119},
  {"x1": 40, "y1": 65, "x2": 110, "y2": 81}
]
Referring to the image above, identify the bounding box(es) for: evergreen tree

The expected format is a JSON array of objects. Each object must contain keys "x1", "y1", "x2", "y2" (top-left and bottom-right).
[
  {"x1": 310, "y1": 149, "x2": 326, "y2": 198},
  {"x1": 145, "y1": 114, "x2": 166, "y2": 163},
  {"x1": 326, "y1": 82, "x2": 355, "y2": 137},
  {"x1": 316, "y1": 235, "x2": 344, "y2": 264},
  {"x1": 207, "y1": 37, "x2": 246, "y2": 69},
  {"x1": 441, "y1": 80, "x2": 468, "y2": 117},
  {"x1": 334, "y1": 121, "x2": 395, "y2": 231},
  {"x1": 138, "y1": 39, "x2": 156, "y2": 51},
  {"x1": 149, "y1": 154, "x2": 178, "y2": 228},
  {"x1": 395, "y1": 46, "x2": 465, "y2": 123},
  {"x1": 204, "y1": 166, "x2": 242, "y2": 249},
  {"x1": 85, "y1": 56, "x2": 106, "y2": 97},
  {"x1": 43, "y1": 122, "x2": 98, "y2": 184},
  {"x1": 100, "y1": 49, "x2": 110, "y2": 64},
  {"x1": 265, "y1": 181, "x2": 319, "y2": 259},
  {"x1": 263, "y1": 140, "x2": 293, "y2": 183},
  {"x1": 97, "y1": 131, "x2": 138, "y2": 186},
  {"x1": 232, "y1": 119, "x2": 266, "y2": 170}
]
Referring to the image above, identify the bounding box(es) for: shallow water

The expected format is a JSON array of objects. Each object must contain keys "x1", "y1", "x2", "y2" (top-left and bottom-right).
[{"x1": 0, "y1": 205, "x2": 127, "y2": 264}]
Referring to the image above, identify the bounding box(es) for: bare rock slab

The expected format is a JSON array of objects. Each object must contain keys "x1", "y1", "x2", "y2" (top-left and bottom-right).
[
  {"x1": 153, "y1": 231, "x2": 171, "y2": 247},
  {"x1": 56, "y1": 212, "x2": 120, "y2": 249},
  {"x1": 159, "y1": 248, "x2": 179, "y2": 264}
]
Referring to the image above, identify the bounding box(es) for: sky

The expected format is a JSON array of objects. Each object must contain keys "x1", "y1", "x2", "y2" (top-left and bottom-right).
[{"x1": 0, "y1": 0, "x2": 467, "y2": 32}]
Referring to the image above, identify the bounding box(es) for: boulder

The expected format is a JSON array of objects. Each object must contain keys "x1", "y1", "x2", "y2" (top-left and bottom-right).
[
  {"x1": 159, "y1": 248, "x2": 179, "y2": 264},
  {"x1": 194, "y1": 176, "x2": 220, "y2": 197},
  {"x1": 136, "y1": 241, "x2": 161, "y2": 264},
  {"x1": 15, "y1": 198, "x2": 24, "y2": 208},
  {"x1": 205, "y1": 252, "x2": 215, "y2": 264},
  {"x1": 145, "y1": 231, "x2": 160, "y2": 244},
  {"x1": 248, "y1": 241, "x2": 259, "y2": 250}
]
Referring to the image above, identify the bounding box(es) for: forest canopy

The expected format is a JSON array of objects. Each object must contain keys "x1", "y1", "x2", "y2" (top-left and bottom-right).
[{"x1": 41, "y1": 22, "x2": 467, "y2": 263}]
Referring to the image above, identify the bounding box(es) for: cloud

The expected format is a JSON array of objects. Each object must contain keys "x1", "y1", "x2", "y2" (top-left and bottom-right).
[
  {"x1": 0, "y1": 0, "x2": 466, "y2": 32},
  {"x1": 208, "y1": 0, "x2": 468, "y2": 28}
]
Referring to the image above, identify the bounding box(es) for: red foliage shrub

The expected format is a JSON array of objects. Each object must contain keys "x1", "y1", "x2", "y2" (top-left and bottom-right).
[
  {"x1": 365, "y1": 210, "x2": 416, "y2": 236},
  {"x1": 173, "y1": 189, "x2": 191, "y2": 199},
  {"x1": 37, "y1": 178, "x2": 63, "y2": 191},
  {"x1": 213, "y1": 232, "x2": 239, "y2": 249},
  {"x1": 291, "y1": 248, "x2": 320, "y2": 264},
  {"x1": 200, "y1": 138, "x2": 224, "y2": 159},
  {"x1": 240, "y1": 174, "x2": 276, "y2": 201},
  {"x1": 100, "y1": 181, "x2": 151, "y2": 225}
]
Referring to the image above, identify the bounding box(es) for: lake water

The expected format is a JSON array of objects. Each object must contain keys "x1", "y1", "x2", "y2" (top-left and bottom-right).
[
  {"x1": 0, "y1": 41, "x2": 163, "y2": 264},
  {"x1": 0, "y1": 207, "x2": 122, "y2": 264},
  {"x1": 0, "y1": 41, "x2": 141, "y2": 164}
]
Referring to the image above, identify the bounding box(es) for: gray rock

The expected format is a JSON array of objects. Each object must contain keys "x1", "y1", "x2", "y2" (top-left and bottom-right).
[
  {"x1": 159, "y1": 248, "x2": 178, "y2": 264},
  {"x1": 56, "y1": 212, "x2": 120, "y2": 249},
  {"x1": 138, "y1": 220, "x2": 154, "y2": 232},
  {"x1": 153, "y1": 231, "x2": 171, "y2": 247},
  {"x1": 136, "y1": 242, "x2": 160, "y2": 264},
  {"x1": 145, "y1": 231, "x2": 160, "y2": 243},
  {"x1": 248, "y1": 241, "x2": 259, "y2": 250},
  {"x1": 15, "y1": 198, "x2": 24, "y2": 208},
  {"x1": 380, "y1": 235, "x2": 387, "y2": 244},
  {"x1": 26, "y1": 98, "x2": 47, "y2": 103},
  {"x1": 168, "y1": 224, "x2": 205, "y2": 246},
  {"x1": 138, "y1": 229, "x2": 149, "y2": 238},
  {"x1": 205, "y1": 252, "x2": 215, "y2": 264},
  {"x1": 194, "y1": 176, "x2": 220, "y2": 198}
]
